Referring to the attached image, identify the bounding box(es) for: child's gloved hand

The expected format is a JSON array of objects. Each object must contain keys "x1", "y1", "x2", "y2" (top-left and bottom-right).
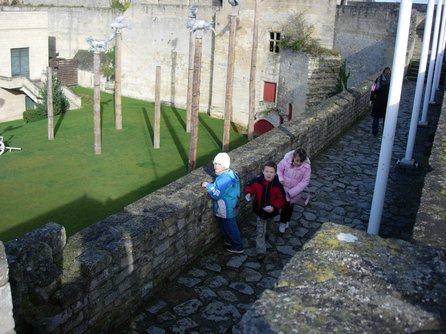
[
  {"x1": 245, "y1": 194, "x2": 252, "y2": 201},
  {"x1": 263, "y1": 205, "x2": 273, "y2": 213}
]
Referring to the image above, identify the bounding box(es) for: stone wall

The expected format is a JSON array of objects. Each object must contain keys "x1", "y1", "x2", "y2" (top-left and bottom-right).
[
  {"x1": 2, "y1": 0, "x2": 338, "y2": 127},
  {"x1": 19, "y1": 0, "x2": 217, "y2": 8},
  {"x1": 210, "y1": 0, "x2": 338, "y2": 126},
  {"x1": 278, "y1": 51, "x2": 342, "y2": 117},
  {"x1": 52, "y1": 58, "x2": 78, "y2": 87},
  {"x1": 5, "y1": 77, "x2": 372, "y2": 333},
  {"x1": 334, "y1": 2, "x2": 419, "y2": 87},
  {"x1": 236, "y1": 222, "x2": 446, "y2": 333},
  {"x1": 413, "y1": 86, "x2": 446, "y2": 251},
  {"x1": 0, "y1": 241, "x2": 15, "y2": 334}
]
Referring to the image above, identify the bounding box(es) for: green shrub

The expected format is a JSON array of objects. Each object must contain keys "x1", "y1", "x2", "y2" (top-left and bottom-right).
[
  {"x1": 331, "y1": 60, "x2": 350, "y2": 96},
  {"x1": 111, "y1": 0, "x2": 131, "y2": 11},
  {"x1": 23, "y1": 109, "x2": 46, "y2": 123},
  {"x1": 278, "y1": 12, "x2": 335, "y2": 56},
  {"x1": 28, "y1": 73, "x2": 69, "y2": 123},
  {"x1": 102, "y1": 48, "x2": 115, "y2": 81}
]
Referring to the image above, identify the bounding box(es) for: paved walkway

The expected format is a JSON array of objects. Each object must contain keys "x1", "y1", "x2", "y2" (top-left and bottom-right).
[{"x1": 121, "y1": 81, "x2": 441, "y2": 334}]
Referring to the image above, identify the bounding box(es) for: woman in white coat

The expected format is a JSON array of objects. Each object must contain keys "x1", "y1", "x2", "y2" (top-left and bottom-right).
[{"x1": 276, "y1": 148, "x2": 311, "y2": 233}]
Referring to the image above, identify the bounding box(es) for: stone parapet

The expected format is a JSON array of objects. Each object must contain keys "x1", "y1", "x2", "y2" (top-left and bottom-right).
[
  {"x1": 0, "y1": 242, "x2": 15, "y2": 334},
  {"x1": 5, "y1": 78, "x2": 371, "y2": 333},
  {"x1": 413, "y1": 87, "x2": 446, "y2": 251},
  {"x1": 236, "y1": 223, "x2": 446, "y2": 333}
]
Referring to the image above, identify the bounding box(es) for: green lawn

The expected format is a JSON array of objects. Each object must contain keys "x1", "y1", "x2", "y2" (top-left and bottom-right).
[{"x1": 0, "y1": 87, "x2": 247, "y2": 241}]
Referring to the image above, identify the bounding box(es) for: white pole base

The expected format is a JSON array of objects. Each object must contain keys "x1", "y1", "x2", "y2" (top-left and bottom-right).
[{"x1": 396, "y1": 158, "x2": 419, "y2": 169}]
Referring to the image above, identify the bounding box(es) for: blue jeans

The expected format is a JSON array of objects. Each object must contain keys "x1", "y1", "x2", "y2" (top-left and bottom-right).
[{"x1": 217, "y1": 217, "x2": 243, "y2": 250}]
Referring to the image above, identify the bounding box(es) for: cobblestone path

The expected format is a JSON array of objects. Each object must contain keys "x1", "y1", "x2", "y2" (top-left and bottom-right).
[{"x1": 121, "y1": 81, "x2": 441, "y2": 333}]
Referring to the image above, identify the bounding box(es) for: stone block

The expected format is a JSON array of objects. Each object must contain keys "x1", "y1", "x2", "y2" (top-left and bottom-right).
[
  {"x1": 238, "y1": 223, "x2": 446, "y2": 333},
  {"x1": 0, "y1": 283, "x2": 15, "y2": 334},
  {"x1": 0, "y1": 242, "x2": 8, "y2": 286}
]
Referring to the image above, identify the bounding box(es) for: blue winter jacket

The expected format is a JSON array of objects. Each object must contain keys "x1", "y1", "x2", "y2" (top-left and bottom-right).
[{"x1": 205, "y1": 169, "x2": 240, "y2": 218}]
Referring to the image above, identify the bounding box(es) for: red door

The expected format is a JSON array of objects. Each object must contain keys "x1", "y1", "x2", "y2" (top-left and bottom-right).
[{"x1": 263, "y1": 82, "x2": 277, "y2": 102}]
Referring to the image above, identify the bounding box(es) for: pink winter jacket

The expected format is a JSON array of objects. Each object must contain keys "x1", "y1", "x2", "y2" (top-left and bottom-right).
[{"x1": 277, "y1": 150, "x2": 311, "y2": 203}]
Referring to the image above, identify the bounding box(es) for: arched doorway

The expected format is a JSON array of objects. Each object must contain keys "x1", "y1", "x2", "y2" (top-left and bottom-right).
[{"x1": 254, "y1": 119, "x2": 274, "y2": 137}]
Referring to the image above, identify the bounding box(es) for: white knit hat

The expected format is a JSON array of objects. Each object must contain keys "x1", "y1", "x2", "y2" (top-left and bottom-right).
[{"x1": 213, "y1": 152, "x2": 230, "y2": 169}]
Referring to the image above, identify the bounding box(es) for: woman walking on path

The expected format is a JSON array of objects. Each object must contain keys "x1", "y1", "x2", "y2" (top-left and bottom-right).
[
  {"x1": 277, "y1": 148, "x2": 311, "y2": 233},
  {"x1": 370, "y1": 67, "x2": 391, "y2": 136}
]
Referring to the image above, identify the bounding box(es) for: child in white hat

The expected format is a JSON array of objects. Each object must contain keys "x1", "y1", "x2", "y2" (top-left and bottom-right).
[{"x1": 202, "y1": 152, "x2": 243, "y2": 253}]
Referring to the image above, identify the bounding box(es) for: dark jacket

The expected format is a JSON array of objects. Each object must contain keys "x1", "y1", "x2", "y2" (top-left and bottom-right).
[
  {"x1": 244, "y1": 174, "x2": 286, "y2": 219},
  {"x1": 371, "y1": 73, "x2": 391, "y2": 118}
]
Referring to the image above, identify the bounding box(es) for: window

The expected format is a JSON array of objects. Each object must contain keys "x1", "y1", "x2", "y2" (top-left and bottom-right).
[
  {"x1": 11, "y1": 48, "x2": 29, "y2": 77},
  {"x1": 263, "y1": 82, "x2": 277, "y2": 103},
  {"x1": 269, "y1": 32, "x2": 281, "y2": 53},
  {"x1": 25, "y1": 96, "x2": 35, "y2": 111}
]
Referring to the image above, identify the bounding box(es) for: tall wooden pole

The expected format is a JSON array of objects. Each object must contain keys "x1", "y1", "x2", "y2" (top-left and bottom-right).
[
  {"x1": 186, "y1": 32, "x2": 194, "y2": 133},
  {"x1": 47, "y1": 66, "x2": 54, "y2": 140},
  {"x1": 248, "y1": 0, "x2": 260, "y2": 140},
  {"x1": 188, "y1": 37, "x2": 202, "y2": 172},
  {"x1": 93, "y1": 51, "x2": 102, "y2": 155},
  {"x1": 222, "y1": 15, "x2": 237, "y2": 152},
  {"x1": 154, "y1": 66, "x2": 161, "y2": 149},
  {"x1": 114, "y1": 30, "x2": 123, "y2": 130}
]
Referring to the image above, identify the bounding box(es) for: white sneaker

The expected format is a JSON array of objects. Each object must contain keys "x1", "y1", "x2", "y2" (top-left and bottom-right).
[{"x1": 279, "y1": 222, "x2": 289, "y2": 233}]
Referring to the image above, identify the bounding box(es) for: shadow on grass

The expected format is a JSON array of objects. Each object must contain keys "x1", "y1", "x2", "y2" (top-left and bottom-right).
[
  {"x1": 0, "y1": 124, "x2": 24, "y2": 135},
  {"x1": 171, "y1": 106, "x2": 186, "y2": 131},
  {"x1": 199, "y1": 114, "x2": 221, "y2": 148},
  {"x1": 0, "y1": 165, "x2": 190, "y2": 242},
  {"x1": 54, "y1": 112, "x2": 66, "y2": 137},
  {"x1": 142, "y1": 107, "x2": 154, "y2": 146},
  {"x1": 160, "y1": 105, "x2": 188, "y2": 165},
  {"x1": 100, "y1": 99, "x2": 112, "y2": 130}
]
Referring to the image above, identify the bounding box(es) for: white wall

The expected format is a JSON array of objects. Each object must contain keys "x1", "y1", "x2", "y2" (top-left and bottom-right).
[
  {"x1": 0, "y1": 88, "x2": 26, "y2": 122},
  {"x1": 0, "y1": 11, "x2": 48, "y2": 122},
  {"x1": 0, "y1": 11, "x2": 48, "y2": 80}
]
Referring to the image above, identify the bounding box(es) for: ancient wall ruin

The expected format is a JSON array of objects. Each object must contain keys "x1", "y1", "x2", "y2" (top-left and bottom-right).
[{"x1": 5, "y1": 77, "x2": 372, "y2": 333}]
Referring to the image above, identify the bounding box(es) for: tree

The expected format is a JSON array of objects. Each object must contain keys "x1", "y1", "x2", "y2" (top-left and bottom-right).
[
  {"x1": 36, "y1": 73, "x2": 69, "y2": 117},
  {"x1": 102, "y1": 48, "x2": 115, "y2": 82}
]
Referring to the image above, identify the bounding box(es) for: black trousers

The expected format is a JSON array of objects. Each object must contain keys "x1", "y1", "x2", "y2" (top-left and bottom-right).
[{"x1": 280, "y1": 201, "x2": 294, "y2": 223}]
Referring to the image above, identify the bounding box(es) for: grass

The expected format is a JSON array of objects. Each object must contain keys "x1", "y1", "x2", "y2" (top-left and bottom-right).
[{"x1": 0, "y1": 87, "x2": 247, "y2": 241}]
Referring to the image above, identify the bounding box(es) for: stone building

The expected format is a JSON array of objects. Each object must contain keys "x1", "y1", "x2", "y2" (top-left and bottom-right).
[
  {"x1": 1, "y1": 0, "x2": 341, "y2": 128},
  {"x1": 0, "y1": 11, "x2": 48, "y2": 122}
]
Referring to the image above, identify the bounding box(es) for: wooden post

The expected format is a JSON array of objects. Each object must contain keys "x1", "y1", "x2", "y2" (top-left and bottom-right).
[
  {"x1": 47, "y1": 66, "x2": 54, "y2": 140},
  {"x1": 223, "y1": 15, "x2": 237, "y2": 152},
  {"x1": 114, "y1": 30, "x2": 123, "y2": 130},
  {"x1": 188, "y1": 37, "x2": 202, "y2": 172},
  {"x1": 154, "y1": 66, "x2": 161, "y2": 149},
  {"x1": 186, "y1": 32, "x2": 194, "y2": 133},
  {"x1": 248, "y1": 0, "x2": 260, "y2": 140},
  {"x1": 93, "y1": 51, "x2": 102, "y2": 155}
]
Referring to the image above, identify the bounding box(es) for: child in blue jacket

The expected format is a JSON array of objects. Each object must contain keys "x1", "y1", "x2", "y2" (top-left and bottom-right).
[{"x1": 202, "y1": 153, "x2": 243, "y2": 254}]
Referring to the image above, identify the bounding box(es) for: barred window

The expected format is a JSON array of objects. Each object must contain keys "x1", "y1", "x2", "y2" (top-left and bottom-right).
[{"x1": 269, "y1": 32, "x2": 281, "y2": 53}]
